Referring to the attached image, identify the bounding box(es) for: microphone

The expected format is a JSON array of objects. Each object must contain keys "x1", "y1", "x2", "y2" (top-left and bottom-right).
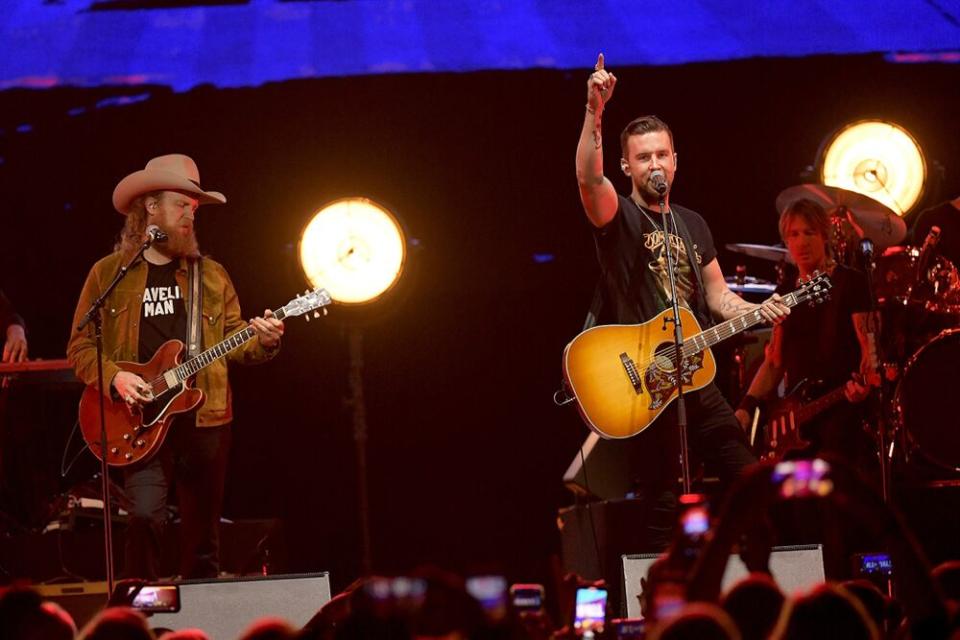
[
  {"x1": 917, "y1": 225, "x2": 941, "y2": 280},
  {"x1": 860, "y1": 238, "x2": 875, "y2": 269},
  {"x1": 651, "y1": 170, "x2": 668, "y2": 196},
  {"x1": 145, "y1": 224, "x2": 168, "y2": 244}
]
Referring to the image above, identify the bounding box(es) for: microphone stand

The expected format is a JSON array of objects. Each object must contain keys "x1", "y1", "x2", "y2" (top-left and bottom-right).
[
  {"x1": 859, "y1": 239, "x2": 891, "y2": 505},
  {"x1": 657, "y1": 189, "x2": 693, "y2": 495},
  {"x1": 77, "y1": 234, "x2": 157, "y2": 599}
]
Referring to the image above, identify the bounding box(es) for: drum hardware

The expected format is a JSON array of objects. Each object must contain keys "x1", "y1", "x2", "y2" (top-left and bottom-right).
[
  {"x1": 892, "y1": 328, "x2": 960, "y2": 474},
  {"x1": 725, "y1": 243, "x2": 793, "y2": 264},
  {"x1": 776, "y1": 184, "x2": 907, "y2": 247},
  {"x1": 776, "y1": 184, "x2": 907, "y2": 268}
]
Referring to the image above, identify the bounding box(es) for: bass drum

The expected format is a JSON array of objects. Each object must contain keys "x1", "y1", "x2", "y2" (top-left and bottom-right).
[{"x1": 896, "y1": 329, "x2": 960, "y2": 472}]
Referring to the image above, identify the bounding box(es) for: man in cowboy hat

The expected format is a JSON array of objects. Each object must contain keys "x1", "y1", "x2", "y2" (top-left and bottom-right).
[{"x1": 67, "y1": 154, "x2": 284, "y2": 580}]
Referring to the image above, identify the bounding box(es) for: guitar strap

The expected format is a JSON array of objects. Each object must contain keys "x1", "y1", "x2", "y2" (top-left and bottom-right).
[
  {"x1": 668, "y1": 207, "x2": 713, "y2": 328},
  {"x1": 186, "y1": 257, "x2": 204, "y2": 358}
]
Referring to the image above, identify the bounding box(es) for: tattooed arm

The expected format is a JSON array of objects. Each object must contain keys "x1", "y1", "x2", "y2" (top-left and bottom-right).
[
  {"x1": 852, "y1": 311, "x2": 881, "y2": 386},
  {"x1": 702, "y1": 259, "x2": 790, "y2": 323},
  {"x1": 576, "y1": 53, "x2": 619, "y2": 228}
]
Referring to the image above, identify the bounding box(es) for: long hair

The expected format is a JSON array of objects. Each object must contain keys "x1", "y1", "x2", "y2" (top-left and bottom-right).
[{"x1": 114, "y1": 192, "x2": 158, "y2": 258}]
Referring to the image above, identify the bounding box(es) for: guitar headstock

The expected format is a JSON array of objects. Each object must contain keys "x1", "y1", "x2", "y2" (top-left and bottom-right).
[
  {"x1": 282, "y1": 288, "x2": 332, "y2": 319},
  {"x1": 796, "y1": 271, "x2": 832, "y2": 306}
]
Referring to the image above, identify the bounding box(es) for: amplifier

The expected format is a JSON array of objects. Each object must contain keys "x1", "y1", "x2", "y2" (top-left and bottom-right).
[{"x1": 621, "y1": 544, "x2": 825, "y2": 617}]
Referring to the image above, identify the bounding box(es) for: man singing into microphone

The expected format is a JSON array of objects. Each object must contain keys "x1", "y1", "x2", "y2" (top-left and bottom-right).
[
  {"x1": 67, "y1": 154, "x2": 284, "y2": 580},
  {"x1": 574, "y1": 55, "x2": 789, "y2": 547}
]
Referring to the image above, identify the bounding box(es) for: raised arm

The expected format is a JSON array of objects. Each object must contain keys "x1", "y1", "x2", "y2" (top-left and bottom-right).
[{"x1": 575, "y1": 53, "x2": 619, "y2": 228}]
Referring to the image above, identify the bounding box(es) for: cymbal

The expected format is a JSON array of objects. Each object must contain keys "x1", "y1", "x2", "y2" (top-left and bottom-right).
[
  {"x1": 725, "y1": 243, "x2": 795, "y2": 264},
  {"x1": 724, "y1": 275, "x2": 777, "y2": 295},
  {"x1": 776, "y1": 184, "x2": 906, "y2": 248}
]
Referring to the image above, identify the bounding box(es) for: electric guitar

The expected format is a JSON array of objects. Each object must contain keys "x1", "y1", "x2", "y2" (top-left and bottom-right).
[
  {"x1": 79, "y1": 288, "x2": 332, "y2": 466},
  {"x1": 562, "y1": 273, "x2": 831, "y2": 439},
  {"x1": 759, "y1": 379, "x2": 851, "y2": 460}
]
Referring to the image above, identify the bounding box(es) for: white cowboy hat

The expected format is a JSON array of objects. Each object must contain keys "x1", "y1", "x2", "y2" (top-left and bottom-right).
[{"x1": 112, "y1": 153, "x2": 226, "y2": 215}]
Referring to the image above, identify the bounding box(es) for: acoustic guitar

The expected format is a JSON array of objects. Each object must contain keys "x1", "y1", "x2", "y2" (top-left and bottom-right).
[{"x1": 562, "y1": 274, "x2": 831, "y2": 439}]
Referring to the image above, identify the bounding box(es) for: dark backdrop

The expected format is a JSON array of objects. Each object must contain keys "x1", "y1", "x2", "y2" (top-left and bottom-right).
[{"x1": 1, "y1": 54, "x2": 958, "y2": 590}]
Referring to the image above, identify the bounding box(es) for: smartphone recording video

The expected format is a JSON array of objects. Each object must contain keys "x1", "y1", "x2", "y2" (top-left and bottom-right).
[
  {"x1": 509, "y1": 583, "x2": 544, "y2": 613},
  {"x1": 772, "y1": 458, "x2": 833, "y2": 498},
  {"x1": 854, "y1": 552, "x2": 893, "y2": 578},
  {"x1": 466, "y1": 575, "x2": 508, "y2": 623},
  {"x1": 676, "y1": 493, "x2": 710, "y2": 560},
  {"x1": 611, "y1": 617, "x2": 646, "y2": 639},
  {"x1": 573, "y1": 586, "x2": 607, "y2": 636},
  {"x1": 130, "y1": 584, "x2": 180, "y2": 613}
]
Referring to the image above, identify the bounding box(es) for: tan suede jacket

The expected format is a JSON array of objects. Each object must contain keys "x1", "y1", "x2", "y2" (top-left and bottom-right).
[{"x1": 67, "y1": 252, "x2": 277, "y2": 427}]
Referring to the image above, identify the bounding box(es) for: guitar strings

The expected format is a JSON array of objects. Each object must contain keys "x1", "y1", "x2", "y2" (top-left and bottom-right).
[{"x1": 626, "y1": 289, "x2": 807, "y2": 376}]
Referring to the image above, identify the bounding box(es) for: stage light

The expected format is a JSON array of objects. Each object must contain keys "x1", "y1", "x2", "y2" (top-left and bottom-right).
[
  {"x1": 298, "y1": 197, "x2": 406, "y2": 304},
  {"x1": 819, "y1": 119, "x2": 926, "y2": 216},
  {"x1": 297, "y1": 196, "x2": 409, "y2": 576}
]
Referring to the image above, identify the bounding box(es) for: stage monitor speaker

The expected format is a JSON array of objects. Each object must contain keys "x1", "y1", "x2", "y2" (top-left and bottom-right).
[
  {"x1": 35, "y1": 581, "x2": 109, "y2": 629},
  {"x1": 621, "y1": 544, "x2": 825, "y2": 618},
  {"x1": 151, "y1": 573, "x2": 331, "y2": 638},
  {"x1": 37, "y1": 573, "x2": 331, "y2": 637}
]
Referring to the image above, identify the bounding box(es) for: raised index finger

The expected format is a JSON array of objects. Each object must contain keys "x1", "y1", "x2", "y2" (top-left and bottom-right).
[{"x1": 595, "y1": 53, "x2": 605, "y2": 72}]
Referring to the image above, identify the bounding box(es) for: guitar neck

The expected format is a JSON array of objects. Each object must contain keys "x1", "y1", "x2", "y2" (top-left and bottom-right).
[
  {"x1": 796, "y1": 385, "x2": 848, "y2": 425},
  {"x1": 682, "y1": 290, "x2": 803, "y2": 357},
  {"x1": 172, "y1": 307, "x2": 288, "y2": 382}
]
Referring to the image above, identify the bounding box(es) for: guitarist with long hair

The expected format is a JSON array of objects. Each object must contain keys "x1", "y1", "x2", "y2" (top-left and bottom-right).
[
  {"x1": 575, "y1": 54, "x2": 790, "y2": 549},
  {"x1": 735, "y1": 198, "x2": 878, "y2": 466},
  {"x1": 67, "y1": 154, "x2": 284, "y2": 580}
]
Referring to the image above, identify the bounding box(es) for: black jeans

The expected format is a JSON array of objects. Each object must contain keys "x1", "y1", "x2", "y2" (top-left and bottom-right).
[
  {"x1": 626, "y1": 382, "x2": 757, "y2": 550},
  {"x1": 122, "y1": 417, "x2": 231, "y2": 580}
]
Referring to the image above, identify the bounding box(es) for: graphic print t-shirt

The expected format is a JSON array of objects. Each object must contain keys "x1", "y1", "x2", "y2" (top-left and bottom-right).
[
  {"x1": 594, "y1": 195, "x2": 716, "y2": 326},
  {"x1": 139, "y1": 261, "x2": 187, "y2": 363}
]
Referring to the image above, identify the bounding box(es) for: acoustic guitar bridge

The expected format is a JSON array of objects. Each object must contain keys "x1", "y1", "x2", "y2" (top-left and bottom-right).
[{"x1": 619, "y1": 352, "x2": 643, "y2": 395}]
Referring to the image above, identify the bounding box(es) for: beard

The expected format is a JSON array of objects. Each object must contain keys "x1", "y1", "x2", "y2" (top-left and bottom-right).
[{"x1": 155, "y1": 221, "x2": 200, "y2": 258}]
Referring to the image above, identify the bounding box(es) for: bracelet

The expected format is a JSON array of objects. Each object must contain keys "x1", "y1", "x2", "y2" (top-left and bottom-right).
[{"x1": 738, "y1": 395, "x2": 761, "y2": 415}]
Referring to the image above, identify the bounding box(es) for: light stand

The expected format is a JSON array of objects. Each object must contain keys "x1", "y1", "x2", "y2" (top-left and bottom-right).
[
  {"x1": 298, "y1": 197, "x2": 406, "y2": 577},
  {"x1": 346, "y1": 327, "x2": 373, "y2": 575}
]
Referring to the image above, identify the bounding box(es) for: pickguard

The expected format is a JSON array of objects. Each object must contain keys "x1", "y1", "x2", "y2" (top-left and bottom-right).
[{"x1": 644, "y1": 351, "x2": 705, "y2": 410}]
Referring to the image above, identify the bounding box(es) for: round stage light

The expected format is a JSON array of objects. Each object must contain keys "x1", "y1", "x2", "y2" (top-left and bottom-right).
[
  {"x1": 820, "y1": 120, "x2": 926, "y2": 216},
  {"x1": 299, "y1": 197, "x2": 406, "y2": 304}
]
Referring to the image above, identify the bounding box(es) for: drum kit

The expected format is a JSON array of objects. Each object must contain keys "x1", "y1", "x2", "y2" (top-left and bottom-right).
[{"x1": 726, "y1": 184, "x2": 960, "y2": 478}]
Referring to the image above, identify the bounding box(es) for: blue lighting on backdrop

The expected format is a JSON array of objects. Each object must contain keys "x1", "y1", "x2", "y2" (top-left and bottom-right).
[{"x1": 0, "y1": 1, "x2": 957, "y2": 92}]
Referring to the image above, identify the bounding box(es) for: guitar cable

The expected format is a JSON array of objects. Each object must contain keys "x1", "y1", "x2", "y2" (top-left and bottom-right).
[
  {"x1": 575, "y1": 444, "x2": 606, "y2": 596},
  {"x1": 60, "y1": 417, "x2": 90, "y2": 479}
]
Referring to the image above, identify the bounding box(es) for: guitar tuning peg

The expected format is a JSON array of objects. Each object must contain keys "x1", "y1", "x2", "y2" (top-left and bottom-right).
[
  {"x1": 314, "y1": 311, "x2": 321, "y2": 318},
  {"x1": 305, "y1": 314, "x2": 311, "y2": 322},
  {"x1": 322, "y1": 308, "x2": 328, "y2": 316}
]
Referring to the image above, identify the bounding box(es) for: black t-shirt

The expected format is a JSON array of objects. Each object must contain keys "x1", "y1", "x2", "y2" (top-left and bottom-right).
[
  {"x1": 776, "y1": 264, "x2": 869, "y2": 389},
  {"x1": 139, "y1": 261, "x2": 187, "y2": 363},
  {"x1": 594, "y1": 195, "x2": 716, "y2": 327}
]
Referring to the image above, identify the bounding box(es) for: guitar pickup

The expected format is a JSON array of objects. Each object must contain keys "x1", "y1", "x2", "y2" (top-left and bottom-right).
[{"x1": 620, "y1": 352, "x2": 643, "y2": 395}]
